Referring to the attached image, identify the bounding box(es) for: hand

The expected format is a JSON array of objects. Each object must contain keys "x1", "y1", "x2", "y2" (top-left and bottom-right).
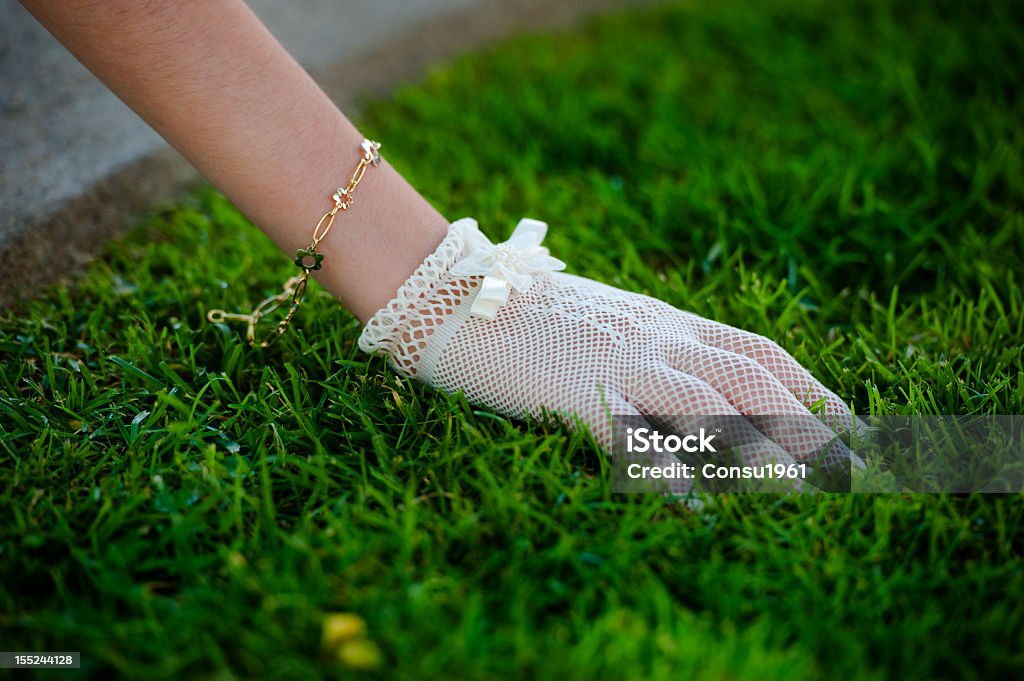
[{"x1": 359, "y1": 218, "x2": 862, "y2": 491}]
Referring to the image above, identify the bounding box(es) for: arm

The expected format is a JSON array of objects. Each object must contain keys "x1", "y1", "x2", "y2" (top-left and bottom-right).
[{"x1": 20, "y1": 0, "x2": 449, "y2": 323}]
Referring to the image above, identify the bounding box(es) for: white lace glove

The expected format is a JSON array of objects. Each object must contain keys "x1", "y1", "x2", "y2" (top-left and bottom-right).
[{"x1": 358, "y1": 218, "x2": 862, "y2": 487}]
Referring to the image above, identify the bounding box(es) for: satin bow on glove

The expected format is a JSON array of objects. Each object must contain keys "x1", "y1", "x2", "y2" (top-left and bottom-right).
[{"x1": 359, "y1": 218, "x2": 863, "y2": 492}]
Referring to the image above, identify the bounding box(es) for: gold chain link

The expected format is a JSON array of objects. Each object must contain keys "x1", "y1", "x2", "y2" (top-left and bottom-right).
[{"x1": 206, "y1": 139, "x2": 381, "y2": 348}]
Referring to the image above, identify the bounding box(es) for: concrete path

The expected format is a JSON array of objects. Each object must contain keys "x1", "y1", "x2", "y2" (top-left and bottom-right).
[{"x1": 0, "y1": 0, "x2": 657, "y2": 307}]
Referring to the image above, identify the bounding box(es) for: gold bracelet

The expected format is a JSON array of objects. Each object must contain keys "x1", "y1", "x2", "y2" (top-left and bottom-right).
[{"x1": 206, "y1": 138, "x2": 382, "y2": 348}]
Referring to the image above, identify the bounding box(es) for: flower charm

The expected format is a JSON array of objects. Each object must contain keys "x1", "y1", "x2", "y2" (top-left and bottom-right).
[
  {"x1": 361, "y1": 139, "x2": 381, "y2": 167},
  {"x1": 451, "y1": 218, "x2": 566, "y2": 319},
  {"x1": 294, "y1": 247, "x2": 324, "y2": 271}
]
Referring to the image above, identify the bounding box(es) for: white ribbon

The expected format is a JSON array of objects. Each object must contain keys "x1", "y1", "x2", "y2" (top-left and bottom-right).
[{"x1": 450, "y1": 218, "x2": 567, "y2": 320}]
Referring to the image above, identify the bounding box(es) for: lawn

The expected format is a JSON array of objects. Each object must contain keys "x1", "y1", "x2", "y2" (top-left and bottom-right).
[{"x1": 1, "y1": 0, "x2": 1022, "y2": 678}]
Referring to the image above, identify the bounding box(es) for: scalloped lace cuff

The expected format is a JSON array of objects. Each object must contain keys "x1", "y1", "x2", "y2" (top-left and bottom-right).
[{"x1": 357, "y1": 218, "x2": 481, "y2": 377}]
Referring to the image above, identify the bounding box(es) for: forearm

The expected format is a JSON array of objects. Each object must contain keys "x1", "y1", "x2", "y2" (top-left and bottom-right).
[{"x1": 20, "y1": 0, "x2": 449, "y2": 323}]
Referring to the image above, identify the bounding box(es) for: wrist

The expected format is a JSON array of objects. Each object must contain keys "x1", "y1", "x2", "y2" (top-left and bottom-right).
[
  {"x1": 207, "y1": 138, "x2": 449, "y2": 344},
  {"x1": 309, "y1": 158, "x2": 449, "y2": 324}
]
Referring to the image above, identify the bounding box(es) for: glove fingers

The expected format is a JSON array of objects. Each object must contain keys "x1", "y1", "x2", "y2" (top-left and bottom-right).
[
  {"x1": 626, "y1": 364, "x2": 809, "y2": 476},
  {"x1": 686, "y1": 315, "x2": 863, "y2": 434},
  {"x1": 666, "y1": 340, "x2": 864, "y2": 475}
]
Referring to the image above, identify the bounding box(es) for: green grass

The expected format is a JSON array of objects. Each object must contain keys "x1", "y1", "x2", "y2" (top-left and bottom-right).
[{"x1": 2, "y1": 0, "x2": 1023, "y2": 678}]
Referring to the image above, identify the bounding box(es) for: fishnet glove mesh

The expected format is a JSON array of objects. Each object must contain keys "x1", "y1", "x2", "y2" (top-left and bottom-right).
[{"x1": 359, "y1": 219, "x2": 860, "y2": 491}]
